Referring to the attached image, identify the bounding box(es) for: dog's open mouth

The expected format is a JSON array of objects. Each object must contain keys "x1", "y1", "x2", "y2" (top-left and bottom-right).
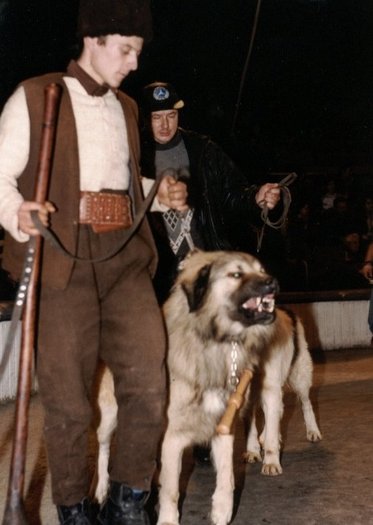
[
  {"x1": 229, "y1": 276, "x2": 278, "y2": 327},
  {"x1": 233, "y1": 292, "x2": 276, "y2": 326},
  {"x1": 241, "y1": 294, "x2": 275, "y2": 314}
]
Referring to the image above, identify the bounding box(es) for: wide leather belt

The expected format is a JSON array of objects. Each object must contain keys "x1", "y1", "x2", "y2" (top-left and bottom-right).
[{"x1": 79, "y1": 190, "x2": 133, "y2": 233}]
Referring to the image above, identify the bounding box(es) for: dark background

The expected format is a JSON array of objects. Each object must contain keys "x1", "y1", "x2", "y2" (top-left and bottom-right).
[
  {"x1": 1, "y1": 0, "x2": 373, "y2": 296},
  {"x1": 1, "y1": 0, "x2": 372, "y2": 178}
]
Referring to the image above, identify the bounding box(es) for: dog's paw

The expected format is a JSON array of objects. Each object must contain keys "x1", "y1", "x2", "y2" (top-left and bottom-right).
[
  {"x1": 211, "y1": 490, "x2": 233, "y2": 525},
  {"x1": 157, "y1": 515, "x2": 179, "y2": 525},
  {"x1": 94, "y1": 477, "x2": 109, "y2": 505},
  {"x1": 242, "y1": 450, "x2": 262, "y2": 463},
  {"x1": 261, "y1": 462, "x2": 283, "y2": 476},
  {"x1": 307, "y1": 429, "x2": 322, "y2": 442},
  {"x1": 210, "y1": 506, "x2": 233, "y2": 525},
  {"x1": 156, "y1": 508, "x2": 179, "y2": 525}
]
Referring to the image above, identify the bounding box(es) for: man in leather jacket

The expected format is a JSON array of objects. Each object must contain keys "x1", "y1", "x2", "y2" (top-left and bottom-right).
[{"x1": 140, "y1": 82, "x2": 281, "y2": 303}]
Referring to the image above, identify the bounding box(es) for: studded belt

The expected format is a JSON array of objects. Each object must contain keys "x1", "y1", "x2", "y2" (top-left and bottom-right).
[{"x1": 79, "y1": 190, "x2": 133, "y2": 233}]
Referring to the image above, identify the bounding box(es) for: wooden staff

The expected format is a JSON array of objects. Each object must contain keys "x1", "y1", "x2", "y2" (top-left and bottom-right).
[
  {"x1": 216, "y1": 369, "x2": 253, "y2": 435},
  {"x1": 2, "y1": 83, "x2": 62, "y2": 525}
]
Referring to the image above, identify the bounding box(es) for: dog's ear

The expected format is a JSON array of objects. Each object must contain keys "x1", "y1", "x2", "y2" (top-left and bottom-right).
[
  {"x1": 177, "y1": 248, "x2": 202, "y2": 272},
  {"x1": 182, "y1": 264, "x2": 211, "y2": 312}
]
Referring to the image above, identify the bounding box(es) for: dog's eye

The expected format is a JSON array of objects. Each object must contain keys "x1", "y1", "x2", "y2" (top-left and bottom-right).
[{"x1": 228, "y1": 272, "x2": 243, "y2": 279}]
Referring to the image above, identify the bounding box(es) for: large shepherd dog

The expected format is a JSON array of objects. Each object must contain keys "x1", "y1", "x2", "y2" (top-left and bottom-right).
[{"x1": 95, "y1": 250, "x2": 321, "y2": 525}]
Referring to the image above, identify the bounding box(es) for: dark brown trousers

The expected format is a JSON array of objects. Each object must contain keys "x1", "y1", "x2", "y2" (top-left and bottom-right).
[{"x1": 36, "y1": 227, "x2": 167, "y2": 505}]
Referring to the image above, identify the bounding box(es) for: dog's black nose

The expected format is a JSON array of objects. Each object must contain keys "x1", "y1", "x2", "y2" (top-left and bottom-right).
[{"x1": 264, "y1": 276, "x2": 279, "y2": 293}]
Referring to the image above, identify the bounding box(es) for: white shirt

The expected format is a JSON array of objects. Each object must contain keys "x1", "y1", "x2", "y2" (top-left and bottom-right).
[{"x1": 0, "y1": 78, "x2": 164, "y2": 242}]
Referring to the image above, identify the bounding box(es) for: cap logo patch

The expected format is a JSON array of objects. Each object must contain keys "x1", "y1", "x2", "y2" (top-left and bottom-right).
[{"x1": 153, "y1": 86, "x2": 170, "y2": 101}]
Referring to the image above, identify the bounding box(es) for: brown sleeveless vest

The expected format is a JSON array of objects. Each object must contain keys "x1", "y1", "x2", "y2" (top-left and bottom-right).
[{"x1": 3, "y1": 72, "x2": 157, "y2": 289}]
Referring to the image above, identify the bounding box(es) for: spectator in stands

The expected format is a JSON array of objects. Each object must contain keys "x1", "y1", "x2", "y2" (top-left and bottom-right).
[
  {"x1": 321, "y1": 178, "x2": 338, "y2": 210},
  {"x1": 354, "y1": 195, "x2": 373, "y2": 244},
  {"x1": 318, "y1": 196, "x2": 358, "y2": 246},
  {"x1": 311, "y1": 230, "x2": 369, "y2": 290},
  {"x1": 286, "y1": 200, "x2": 319, "y2": 261},
  {"x1": 283, "y1": 200, "x2": 321, "y2": 291}
]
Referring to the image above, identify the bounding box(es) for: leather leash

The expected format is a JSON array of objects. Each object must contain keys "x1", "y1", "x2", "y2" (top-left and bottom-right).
[
  {"x1": 256, "y1": 171, "x2": 298, "y2": 253},
  {"x1": 30, "y1": 179, "x2": 160, "y2": 263},
  {"x1": 0, "y1": 179, "x2": 159, "y2": 379}
]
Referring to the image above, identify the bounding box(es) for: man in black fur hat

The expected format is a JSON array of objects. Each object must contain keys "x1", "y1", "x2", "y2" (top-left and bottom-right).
[{"x1": 0, "y1": 2, "x2": 186, "y2": 524}]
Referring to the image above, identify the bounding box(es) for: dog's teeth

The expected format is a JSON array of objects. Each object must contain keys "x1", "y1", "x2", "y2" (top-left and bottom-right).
[
  {"x1": 262, "y1": 298, "x2": 275, "y2": 313},
  {"x1": 242, "y1": 296, "x2": 275, "y2": 313}
]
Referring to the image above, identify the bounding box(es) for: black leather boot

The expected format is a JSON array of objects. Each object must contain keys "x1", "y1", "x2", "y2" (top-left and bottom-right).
[
  {"x1": 57, "y1": 497, "x2": 95, "y2": 524},
  {"x1": 97, "y1": 482, "x2": 150, "y2": 525}
]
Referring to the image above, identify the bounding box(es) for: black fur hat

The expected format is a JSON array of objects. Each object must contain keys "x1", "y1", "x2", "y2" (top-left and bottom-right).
[{"x1": 77, "y1": 0, "x2": 152, "y2": 42}]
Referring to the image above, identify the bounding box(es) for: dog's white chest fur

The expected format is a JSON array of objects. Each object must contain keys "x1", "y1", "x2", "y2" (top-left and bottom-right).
[{"x1": 202, "y1": 388, "x2": 227, "y2": 416}]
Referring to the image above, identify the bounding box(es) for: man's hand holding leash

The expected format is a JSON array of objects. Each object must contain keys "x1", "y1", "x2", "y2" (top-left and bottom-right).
[
  {"x1": 255, "y1": 183, "x2": 281, "y2": 210},
  {"x1": 255, "y1": 173, "x2": 298, "y2": 252},
  {"x1": 18, "y1": 200, "x2": 56, "y2": 236},
  {"x1": 157, "y1": 174, "x2": 188, "y2": 211}
]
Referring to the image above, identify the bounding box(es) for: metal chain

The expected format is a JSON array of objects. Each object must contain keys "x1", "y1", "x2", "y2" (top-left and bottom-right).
[
  {"x1": 230, "y1": 340, "x2": 240, "y2": 390},
  {"x1": 180, "y1": 210, "x2": 195, "y2": 251},
  {"x1": 0, "y1": 238, "x2": 36, "y2": 378}
]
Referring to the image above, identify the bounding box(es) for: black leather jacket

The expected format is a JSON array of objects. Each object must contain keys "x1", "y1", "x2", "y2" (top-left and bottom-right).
[
  {"x1": 141, "y1": 128, "x2": 262, "y2": 301},
  {"x1": 142, "y1": 128, "x2": 261, "y2": 251}
]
